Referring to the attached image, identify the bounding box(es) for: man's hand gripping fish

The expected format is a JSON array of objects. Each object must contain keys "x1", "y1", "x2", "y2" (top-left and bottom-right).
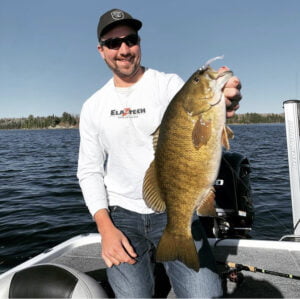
[{"x1": 143, "y1": 57, "x2": 234, "y2": 272}]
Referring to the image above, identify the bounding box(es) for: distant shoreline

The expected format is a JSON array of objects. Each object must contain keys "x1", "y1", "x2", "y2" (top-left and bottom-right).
[
  {"x1": 0, "y1": 122, "x2": 285, "y2": 131},
  {"x1": 0, "y1": 113, "x2": 79, "y2": 130},
  {"x1": 228, "y1": 122, "x2": 284, "y2": 125},
  {"x1": 0, "y1": 126, "x2": 79, "y2": 131},
  {"x1": 0, "y1": 112, "x2": 285, "y2": 130}
]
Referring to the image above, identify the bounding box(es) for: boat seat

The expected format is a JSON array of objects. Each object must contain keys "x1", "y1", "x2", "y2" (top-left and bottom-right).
[{"x1": 0, "y1": 263, "x2": 108, "y2": 298}]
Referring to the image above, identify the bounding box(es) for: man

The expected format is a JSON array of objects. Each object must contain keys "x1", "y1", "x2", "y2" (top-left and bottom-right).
[{"x1": 77, "y1": 8, "x2": 242, "y2": 298}]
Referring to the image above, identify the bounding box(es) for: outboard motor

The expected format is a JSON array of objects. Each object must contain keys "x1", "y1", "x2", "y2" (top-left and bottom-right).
[
  {"x1": 0, "y1": 263, "x2": 108, "y2": 298},
  {"x1": 201, "y1": 152, "x2": 254, "y2": 239}
]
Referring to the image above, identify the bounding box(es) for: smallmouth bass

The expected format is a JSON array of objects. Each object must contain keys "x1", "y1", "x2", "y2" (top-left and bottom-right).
[{"x1": 143, "y1": 59, "x2": 234, "y2": 271}]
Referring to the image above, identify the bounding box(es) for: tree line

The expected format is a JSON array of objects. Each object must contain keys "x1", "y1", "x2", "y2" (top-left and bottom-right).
[
  {"x1": 0, "y1": 112, "x2": 79, "y2": 130},
  {"x1": 227, "y1": 113, "x2": 285, "y2": 124},
  {"x1": 0, "y1": 112, "x2": 285, "y2": 130}
]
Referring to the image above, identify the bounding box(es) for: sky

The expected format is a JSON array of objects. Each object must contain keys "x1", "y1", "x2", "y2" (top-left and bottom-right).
[{"x1": 1, "y1": 0, "x2": 300, "y2": 118}]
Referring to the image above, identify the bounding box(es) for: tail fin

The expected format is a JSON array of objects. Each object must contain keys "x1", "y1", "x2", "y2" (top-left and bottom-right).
[{"x1": 156, "y1": 230, "x2": 200, "y2": 272}]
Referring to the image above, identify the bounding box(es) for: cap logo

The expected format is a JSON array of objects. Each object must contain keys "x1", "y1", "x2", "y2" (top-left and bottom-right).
[{"x1": 111, "y1": 10, "x2": 125, "y2": 20}]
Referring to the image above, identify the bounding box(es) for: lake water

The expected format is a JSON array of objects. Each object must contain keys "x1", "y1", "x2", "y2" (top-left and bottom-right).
[{"x1": 0, "y1": 124, "x2": 293, "y2": 274}]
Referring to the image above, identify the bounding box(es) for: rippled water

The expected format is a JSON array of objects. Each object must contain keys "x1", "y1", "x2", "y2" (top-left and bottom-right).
[
  {"x1": 231, "y1": 124, "x2": 293, "y2": 239},
  {"x1": 0, "y1": 125, "x2": 294, "y2": 274},
  {"x1": 0, "y1": 129, "x2": 97, "y2": 273}
]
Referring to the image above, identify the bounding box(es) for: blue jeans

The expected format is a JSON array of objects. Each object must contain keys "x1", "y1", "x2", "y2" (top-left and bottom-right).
[{"x1": 107, "y1": 206, "x2": 222, "y2": 298}]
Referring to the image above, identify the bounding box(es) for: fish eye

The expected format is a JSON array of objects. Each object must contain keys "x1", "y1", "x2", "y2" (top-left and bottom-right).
[{"x1": 193, "y1": 76, "x2": 200, "y2": 84}]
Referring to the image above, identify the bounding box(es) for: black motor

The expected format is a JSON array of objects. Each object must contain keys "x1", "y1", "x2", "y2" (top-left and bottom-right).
[{"x1": 201, "y1": 152, "x2": 254, "y2": 239}]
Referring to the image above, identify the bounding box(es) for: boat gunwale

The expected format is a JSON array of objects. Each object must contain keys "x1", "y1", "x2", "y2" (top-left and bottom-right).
[
  {"x1": 208, "y1": 237, "x2": 300, "y2": 250},
  {"x1": 2, "y1": 233, "x2": 300, "y2": 280},
  {"x1": 0, "y1": 233, "x2": 101, "y2": 279}
]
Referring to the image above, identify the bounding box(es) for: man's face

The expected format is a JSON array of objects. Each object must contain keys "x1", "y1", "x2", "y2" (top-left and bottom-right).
[{"x1": 98, "y1": 25, "x2": 141, "y2": 82}]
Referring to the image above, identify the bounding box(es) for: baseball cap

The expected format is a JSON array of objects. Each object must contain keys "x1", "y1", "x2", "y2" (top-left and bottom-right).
[{"x1": 97, "y1": 9, "x2": 142, "y2": 41}]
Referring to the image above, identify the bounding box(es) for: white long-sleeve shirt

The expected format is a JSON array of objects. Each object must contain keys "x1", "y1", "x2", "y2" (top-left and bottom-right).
[{"x1": 77, "y1": 68, "x2": 184, "y2": 216}]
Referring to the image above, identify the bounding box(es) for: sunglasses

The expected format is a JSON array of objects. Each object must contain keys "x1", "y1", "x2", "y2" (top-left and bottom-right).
[{"x1": 100, "y1": 34, "x2": 140, "y2": 50}]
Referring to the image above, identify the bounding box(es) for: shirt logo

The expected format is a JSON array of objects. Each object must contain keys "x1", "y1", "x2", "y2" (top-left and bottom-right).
[{"x1": 111, "y1": 107, "x2": 146, "y2": 118}]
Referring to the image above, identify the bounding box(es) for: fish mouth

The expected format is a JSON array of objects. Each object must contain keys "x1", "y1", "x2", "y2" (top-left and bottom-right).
[
  {"x1": 217, "y1": 70, "x2": 234, "y2": 79},
  {"x1": 217, "y1": 70, "x2": 234, "y2": 88},
  {"x1": 209, "y1": 71, "x2": 234, "y2": 107}
]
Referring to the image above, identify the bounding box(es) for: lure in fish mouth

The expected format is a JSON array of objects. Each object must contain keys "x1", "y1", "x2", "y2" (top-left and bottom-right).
[
  {"x1": 143, "y1": 57, "x2": 234, "y2": 271},
  {"x1": 200, "y1": 55, "x2": 225, "y2": 72},
  {"x1": 196, "y1": 55, "x2": 233, "y2": 108}
]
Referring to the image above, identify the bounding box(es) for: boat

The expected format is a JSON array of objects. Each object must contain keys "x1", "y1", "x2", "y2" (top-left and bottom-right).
[{"x1": 0, "y1": 101, "x2": 299, "y2": 298}]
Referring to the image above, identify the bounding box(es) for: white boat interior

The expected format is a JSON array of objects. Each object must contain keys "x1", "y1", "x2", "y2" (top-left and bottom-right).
[{"x1": 1, "y1": 233, "x2": 299, "y2": 298}]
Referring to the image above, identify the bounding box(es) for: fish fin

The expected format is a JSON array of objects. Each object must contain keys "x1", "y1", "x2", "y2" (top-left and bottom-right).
[
  {"x1": 143, "y1": 161, "x2": 166, "y2": 212},
  {"x1": 196, "y1": 187, "x2": 216, "y2": 216},
  {"x1": 156, "y1": 230, "x2": 200, "y2": 272},
  {"x1": 226, "y1": 125, "x2": 234, "y2": 139},
  {"x1": 151, "y1": 126, "x2": 160, "y2": 152},
  {"x1": 222, "y1": 126, "x2": 234, "y2": 150},
  {"x1": 192, "y1": 117, "x2": 212, "y2": 149}
]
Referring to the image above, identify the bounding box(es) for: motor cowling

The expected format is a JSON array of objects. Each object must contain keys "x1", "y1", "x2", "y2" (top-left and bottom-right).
[{"x1": 202, "y1": 152, "x2": 254, "y2": 239}]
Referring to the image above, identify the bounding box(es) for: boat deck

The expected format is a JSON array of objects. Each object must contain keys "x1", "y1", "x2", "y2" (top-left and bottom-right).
[
  {"x1": 44, "y1": 234, "x2": 300, "y2": 298},
  {"x1": 211, "y1": 239, "x2": 300, "y2": 298},
  {"x1": 1, "y1": 234, "x2": 299, "y2": 297}
]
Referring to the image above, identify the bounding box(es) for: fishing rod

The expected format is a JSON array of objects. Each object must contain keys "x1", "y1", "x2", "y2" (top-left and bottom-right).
[{"x1": 218, "y1": 261, "x2": 300, "y2": 281}]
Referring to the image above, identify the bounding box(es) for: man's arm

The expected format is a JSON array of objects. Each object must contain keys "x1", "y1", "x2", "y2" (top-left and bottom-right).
[
  {"x1": 94, "y1": 209, "x2": 137, "y2": 267},
  {"x1": 77, "y1": 103, "x2": 136, "y2": 267}
]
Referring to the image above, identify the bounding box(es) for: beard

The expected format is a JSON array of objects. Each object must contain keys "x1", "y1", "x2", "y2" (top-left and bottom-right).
[{"x1": 104, "y1": 55, "x2": 142, "y2": 81}]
